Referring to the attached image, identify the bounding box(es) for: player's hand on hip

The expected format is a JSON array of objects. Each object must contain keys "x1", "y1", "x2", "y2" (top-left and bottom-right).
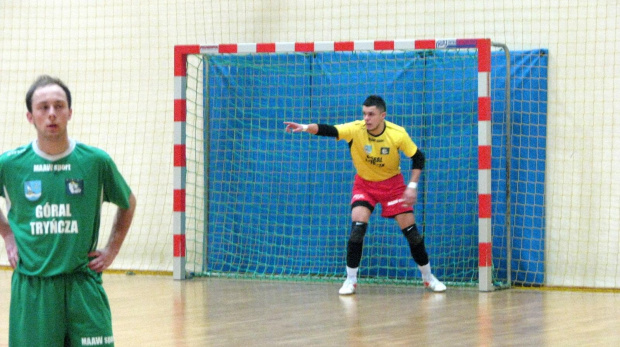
[{"x1": 88, "y1": 248, "x2": 118, "y2": 273}]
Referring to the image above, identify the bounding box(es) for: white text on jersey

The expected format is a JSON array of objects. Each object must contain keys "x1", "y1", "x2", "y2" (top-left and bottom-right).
[
  {"x1": 31, "y1": 203, "x2": 78, "y2": 235},
  {"x1": 33, "y1": 164, "x2": 71, "y2": 172}
]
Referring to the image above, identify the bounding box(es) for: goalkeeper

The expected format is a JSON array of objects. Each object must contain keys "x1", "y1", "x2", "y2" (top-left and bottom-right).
[
  {"x1": 0, "y1": 75, "x2": 137, "y2": 346},
  {"x1": 284, "y1": 95, "x2": 446, "y2": 295}
]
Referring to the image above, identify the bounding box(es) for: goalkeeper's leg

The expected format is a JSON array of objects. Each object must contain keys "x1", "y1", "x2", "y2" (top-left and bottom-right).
[
  {"x1": 339, "y1": 205, "x2": 372, "y2": 295},
  {"x1": 396, "y1": 213, "x2": 447, "y2": 292},
  {"x1": 339, "y1": 221, "x2": 367, "y2": 295}
]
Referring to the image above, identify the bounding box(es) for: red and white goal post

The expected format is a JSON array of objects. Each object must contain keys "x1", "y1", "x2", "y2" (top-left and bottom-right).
[{"x1": 173, "y1": 38, "x2": 497, "y2": 292}]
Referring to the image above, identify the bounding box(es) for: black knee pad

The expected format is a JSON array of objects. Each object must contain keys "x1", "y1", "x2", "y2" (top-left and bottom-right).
[
  {"x1": 346, "y1": 222, "x2": 367, "y2": 268},
  {"x1": 349, "y1": 221, "x2": 368, "y2": 243},
  {"x1": 402, "y1": 224, "x2": 428, "y2": 265},
  {"x1": 401, "y1": 224, "x2": 423, "y2": 246}
]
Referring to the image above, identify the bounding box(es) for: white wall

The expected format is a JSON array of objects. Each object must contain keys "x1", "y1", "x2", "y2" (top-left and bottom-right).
[{"x1": 0, "y1": 0, "x2": 618, "y2": 287}]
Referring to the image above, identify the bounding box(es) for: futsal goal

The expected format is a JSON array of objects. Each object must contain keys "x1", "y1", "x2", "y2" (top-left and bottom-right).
[{"x1": 173, "y1": 38, "x2": 510, "y2": 292}]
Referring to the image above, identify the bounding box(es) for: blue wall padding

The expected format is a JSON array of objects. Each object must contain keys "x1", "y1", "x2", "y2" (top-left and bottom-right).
[
  {"x1": 491, "y1": 49, "x2": 548, "y2": 285},
  {"x1": 203, "y1": 49, "x2": 548, "y2": 285}
]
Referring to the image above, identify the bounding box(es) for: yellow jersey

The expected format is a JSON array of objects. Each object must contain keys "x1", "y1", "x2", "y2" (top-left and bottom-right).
[{"x1": 335, "y1": 120, "x2": 418, "y2": 182}]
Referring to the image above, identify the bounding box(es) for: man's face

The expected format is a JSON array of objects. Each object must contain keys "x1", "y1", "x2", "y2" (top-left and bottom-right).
[
  {"x1": 27, "y1": 84, "x2": 72, "y2": 141},
  {"x1": 362, "y1": 105, "x2": 386, "y2": 134}
]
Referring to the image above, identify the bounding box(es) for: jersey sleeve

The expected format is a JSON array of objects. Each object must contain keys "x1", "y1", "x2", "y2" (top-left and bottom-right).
[
  {"x1": 334, "y1": 120, "x2": 363, "y2": 142},
  {"x1": 101, "y1": 155, "x2": 132, "y2": 209},
  {"x1": 0, "y1": 149, "x2": 17, "y2": 199},
  {"x1": 399, "y1": 130, "x2": 418, "y2": 158}
]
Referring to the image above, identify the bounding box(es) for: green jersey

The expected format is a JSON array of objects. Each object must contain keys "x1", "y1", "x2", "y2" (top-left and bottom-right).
[{"x1": 0, "y1": 139, "x2": 132, "y2": 277}]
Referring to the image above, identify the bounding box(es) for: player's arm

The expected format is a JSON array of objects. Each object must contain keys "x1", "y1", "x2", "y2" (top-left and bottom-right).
[
  {"x1": 88, "y1": 193, "x2": 137, "y2": 272},
  {"x1": 402, "y1": 149, "x2": 425, "y2": 207},
  {"x1": 0, "y1": 210, "x2": 18, "y2": 269},
  {"x1": 284, "y1": 122, "x2": 338, "y2": 137},
  {"x1": 408, "y1": 149, "x2": 425, "y2": 184}
]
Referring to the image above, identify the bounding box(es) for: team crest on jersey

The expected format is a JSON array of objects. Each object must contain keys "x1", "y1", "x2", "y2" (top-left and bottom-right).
[
  {"x1": 66, "y1": 179, "x2": 84, "y2": 195},
  {"x1": 24, "y1": 181, "x2": 42, "y2": 201},
  {"x1": 380, "y1": 147, "x2": 390, "y2": 155},
  {"x1": 364, "y1": 145, "x2": 372, "y2": 154}
]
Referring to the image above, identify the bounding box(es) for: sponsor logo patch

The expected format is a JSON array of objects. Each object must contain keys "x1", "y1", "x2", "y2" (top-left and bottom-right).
[
  {"x1": 65, "y1": 179, "x2": 84, "y2": 195},
  {"x1": 24, "y1": 181, "x2": 42, "y2": 201}
]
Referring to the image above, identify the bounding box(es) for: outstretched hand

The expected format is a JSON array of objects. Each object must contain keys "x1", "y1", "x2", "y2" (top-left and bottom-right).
[{"x1": 284, "y1": 122, "x2": 306, "y2": 133}]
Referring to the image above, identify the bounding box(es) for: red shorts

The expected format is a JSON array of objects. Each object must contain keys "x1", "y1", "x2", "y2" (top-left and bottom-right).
[{"x1": 350, "y1": 173, "x2": 413, "y2": 218}]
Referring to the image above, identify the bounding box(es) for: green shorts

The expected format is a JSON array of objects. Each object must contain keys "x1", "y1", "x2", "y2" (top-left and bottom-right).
[{"x1": 9, "y1": 270, "x2": 114, "y2": 347}]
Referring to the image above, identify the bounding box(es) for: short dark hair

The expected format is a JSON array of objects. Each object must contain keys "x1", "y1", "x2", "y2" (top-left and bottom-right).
[
  {"x1": 363, "y1": 95, "x2": 386, "y2": 113},
  {"x1": 25, "y1": 75, "x2": 72, "y2": 113}
]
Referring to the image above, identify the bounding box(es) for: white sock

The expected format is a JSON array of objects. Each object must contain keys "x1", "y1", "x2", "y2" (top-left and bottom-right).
[
  {"x1": 346, "y1": 266, "x2": 358, "y2": 282},
  {"x1": 418, "y1": 263, "x2": 432, "y2": 282}
]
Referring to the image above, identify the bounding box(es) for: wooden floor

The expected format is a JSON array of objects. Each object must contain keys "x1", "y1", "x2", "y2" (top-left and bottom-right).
[{"x1": 1, "y1": 270, "x2": 619, "y2": 346}]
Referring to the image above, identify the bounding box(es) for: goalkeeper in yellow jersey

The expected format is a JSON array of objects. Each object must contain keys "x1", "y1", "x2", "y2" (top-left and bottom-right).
[{"x1": 284, "y1": 95, "x2": 446, "y2": 294}]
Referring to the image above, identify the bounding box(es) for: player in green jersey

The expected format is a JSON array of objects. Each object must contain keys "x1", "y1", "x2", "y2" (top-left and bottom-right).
[
  {"x1": 284, "y1": 95, "x2": 446, "y2": 295},
  {"x1": 0, "y1": 75, "x2": 137, "y2": 346}
]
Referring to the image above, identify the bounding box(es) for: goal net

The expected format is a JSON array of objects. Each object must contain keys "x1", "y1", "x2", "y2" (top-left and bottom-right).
[{"x1": 174, "y1": 39, "x2": 509, "y2": 290}]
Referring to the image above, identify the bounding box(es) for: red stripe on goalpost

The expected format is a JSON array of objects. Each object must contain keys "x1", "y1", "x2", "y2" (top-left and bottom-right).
[
  {"x1": 478, "y1": 242, "x2": 492, "y2": 267},
  {"x1": 295, "y1": 42, "x2": 315, "y2": 52},
  {"x1": 174, "y1": 45, "x2": 200, "y2": 76},
  {"x1": 219, "y1": 44, "x2": 238, "y2": 53},
  {"x1": 478, "y1": 97, "x2": 491, "y2": 121},
  {"x1": 173, "y1": 189, "x2": 186, "y2": 212},
  {"x1": 478, "y1": 194, "x2": 492, "y2": 219},
  {"x1": 334, "y1": 41, "x2": 354, "y2": 51},
  {"x1": 173, "y1": 234, "x2": 186, "y2": 257},
  {"x1": 476, "y1": 39, "x2": 491, "y2": 72},
  {"x1": 174, "y1": 144, "x2": 186, "y2": 167},
  {"x1": 415, "y1": 40, "x2": 436, "y2": 49},
  {"x1": 478, "y1": 146, "x2": 492, "y2": 170},
  {"x1": 174, "y1": 99, "x2": 186, "y2": 122},
  {"x1": 257, "y1": 43, "x2": 276, "y2": 52},
  {"x1": 374, "y1": 40, "x2": 394, "y2": 50}
]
